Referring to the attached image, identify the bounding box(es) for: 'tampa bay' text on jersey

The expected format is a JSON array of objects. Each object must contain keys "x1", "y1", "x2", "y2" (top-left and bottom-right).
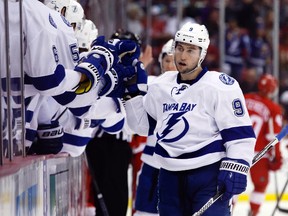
[{"x1": 126, "y1": 69, "x2": 256, "y2": 171}]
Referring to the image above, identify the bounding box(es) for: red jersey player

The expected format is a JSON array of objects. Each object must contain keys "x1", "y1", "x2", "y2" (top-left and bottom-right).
[{"x1": 244, "y1": 74, "x2": 283, "y2": 216}]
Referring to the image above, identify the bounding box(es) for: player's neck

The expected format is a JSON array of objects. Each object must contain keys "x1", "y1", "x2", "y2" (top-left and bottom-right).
[{"x1": 180, "y1": 67, "x2": 202, "y2": 81}]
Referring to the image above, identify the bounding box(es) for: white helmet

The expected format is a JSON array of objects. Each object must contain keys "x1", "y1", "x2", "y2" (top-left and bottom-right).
[
  {"x1": 75, "y1": 19, "x2": 98, "y2": 50},
  {"x1": 158, "y1": 39, "x2": 174, "y2": 65},
  {"x1": 65, "y1": 0, "x2": 84, "y2": 31},
  {"x1": 44, "y1": 0, "x2": 70, "y2": 13},
  {"x1": 175, "y1": 22, "x2": 210, "y2": 67}
]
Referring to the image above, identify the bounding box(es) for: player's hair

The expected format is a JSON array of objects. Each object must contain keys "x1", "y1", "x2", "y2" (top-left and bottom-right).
[{"x1": 174, "y1": 22, "x2": 210, "y2": 67}]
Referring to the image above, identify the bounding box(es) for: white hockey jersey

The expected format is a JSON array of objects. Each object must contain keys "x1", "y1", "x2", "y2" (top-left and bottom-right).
[{"x1": 126, "y1": 69, "x2": 256, "y2": 171}]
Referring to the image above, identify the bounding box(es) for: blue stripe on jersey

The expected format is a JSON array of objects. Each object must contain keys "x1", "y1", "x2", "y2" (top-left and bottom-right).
[
  {"x1": 53, "y1": 91, "x2": 77, "y2": 106},
  {"x1": 27, "y1": 64, "x2": 65, "y2": 91},
  {"x1": 63, "y1": 133, "x2": 91, "y2": 146},
  {"x1": 221, "y1": 125, "x2": 256, "y2": 143},
  {"x1": 2, "y1": 77, "x2": 21, "y2": 91},
  {"x1": 26, "y1": 110, "x2": 33, "y2": 123},
  {"x1": 101, "y1": 118, "x2": 125, "y2": 133},
  {"x1": 143, "y1": 145, "x2": 155, "y2": 156},
  {"x1": 155, "y1": 139, "x2": 225, "y2": 159},
  {"x1": 25, "y1": 128, "x2": 37, "y2": 142},
  {"x1": 68, "y1": 106, "x2": 91, "y2": 116},
  {"x1": 148, "y1": 114, "x2": 157, "y2": 136}
]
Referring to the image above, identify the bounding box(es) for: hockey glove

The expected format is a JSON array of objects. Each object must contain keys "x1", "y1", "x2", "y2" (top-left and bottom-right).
[
  {"x1": 28, "y1": 123, "x2": 64, "y2": 155},
  {"x1": 217, "y1": 157, "x2": 250, "y2": 202},
  {"x1": 109, "y1": 39, "x2": 141, "y2": 65},
  {"x1": 269, "y1": 148, "x2": 282, "y2": 171},
  {"x1": 125, "y1": 61, "x2": 148, "y2": 98},
  {"x1": 74, "y1": 50, "x2": 108, "y2": 94},
  {"x1": 98, "y1": 63, "x2": 137, "y2": 97}
]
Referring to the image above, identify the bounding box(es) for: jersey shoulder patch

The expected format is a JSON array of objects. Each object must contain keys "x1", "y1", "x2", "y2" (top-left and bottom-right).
[{"x1": 219, "y1": 73, "x2": 235, "y2": 85}]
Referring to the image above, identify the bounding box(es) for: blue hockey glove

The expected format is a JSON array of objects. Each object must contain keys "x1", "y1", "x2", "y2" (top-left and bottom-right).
[
  {"x1": 28, "y1": 123, "x2": 64, "y2": 155},
  {"x1": 125, "y1": 61, "x2": 148, "y2": 97},
  {"x1": 108, "y1": 39, "x2": 141, "y2": 64},
  {"x1": 98, "y1": 63, "x2": 137, "y2": 97},
  {"x1": 217, "y1": 157, "x2": 250, "y2": 202}
]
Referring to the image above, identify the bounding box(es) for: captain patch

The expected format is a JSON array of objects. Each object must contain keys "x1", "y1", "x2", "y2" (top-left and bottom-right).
[{"x1": 219, "y1": 74, "x2": 234, "y2": 85}]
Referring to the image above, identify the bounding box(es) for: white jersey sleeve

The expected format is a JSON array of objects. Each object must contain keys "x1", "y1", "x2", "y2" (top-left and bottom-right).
[{"x1": 0, "y1": 0, "x2": 81, "y2": 97}]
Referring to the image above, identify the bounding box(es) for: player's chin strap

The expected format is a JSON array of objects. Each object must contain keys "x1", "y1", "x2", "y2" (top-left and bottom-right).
[
  {"x1": 182, "y1": 57, "x2": 204, "y2": 75},
  {"x1": 192, "y1": 125, "x2": 288, "y2": 216}
]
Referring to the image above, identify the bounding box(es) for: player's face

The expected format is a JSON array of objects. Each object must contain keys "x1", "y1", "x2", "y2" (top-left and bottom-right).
[
  {"x1": 174, "y1": 42, "x2": 200, "y2": 74},
  {"x1": 161, "y1": 54, "x2": 176, "y2": 73}
]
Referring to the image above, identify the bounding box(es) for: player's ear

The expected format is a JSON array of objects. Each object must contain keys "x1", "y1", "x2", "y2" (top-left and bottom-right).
[{"x1": 61, "y1": 6, "x2": 66, "y2": 17}]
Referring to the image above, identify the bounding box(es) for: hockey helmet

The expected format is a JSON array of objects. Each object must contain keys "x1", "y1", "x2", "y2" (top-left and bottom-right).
[
  {"x1": 175, "y1": 22, "x2": 210, "y2": 67},
  {"x1": 75, "y1": 19, "x2": 98, "y2": 50},
  {"x1": 45, "y1": 0, "x2": 70, "y2": 14},
  {"x1": 158, "y1": 39, "x2": 174, "y2": 64},
  {"x1": 65, "y1": 0, "x2": 84, "y2": 31},
  {"x1": 258, "y1": 74, "x2": 278, "y2": 97}
]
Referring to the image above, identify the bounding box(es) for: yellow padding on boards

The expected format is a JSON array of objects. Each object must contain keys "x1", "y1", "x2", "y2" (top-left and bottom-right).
[{"x1": 238, "y1": 193, "x2": 288, "y2": 201}]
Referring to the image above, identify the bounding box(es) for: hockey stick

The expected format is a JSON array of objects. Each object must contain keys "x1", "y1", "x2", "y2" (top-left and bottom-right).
[
  {"x1": 272, "y1": 176, "x2": 288, "y2": 214},
  {"x1": 192, "y1": 125, "x2": 288, "y2": 216},
  {"x1": 271, "y1": 172, "x2": 279, "y2": 216}
]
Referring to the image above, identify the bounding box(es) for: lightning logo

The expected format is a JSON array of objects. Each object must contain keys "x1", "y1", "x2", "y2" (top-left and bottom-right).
[{"x1": 157, "y1": 111, "x2": 189, "y2": 143}]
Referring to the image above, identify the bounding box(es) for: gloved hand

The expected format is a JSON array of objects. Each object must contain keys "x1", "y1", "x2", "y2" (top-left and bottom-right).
[
  {"x1": 107, "y1": 38, "x2": 141, "y2": 63},
  {"x1": 74, "y1": 47, "x2": 109, "y2": 94},
  {"x1": 217, "y1": 157, "x2": 250, "y2": 202},
  {"x1": 98, "y1": 63, "x2": 137, "y2": 97},
  {"x1": 269, "y1": 147, "x2": 282, "y2": 171},
  {"x1": 90, "y1": 36, "x2": 140, "y2": 65},
  {"x1": 125, "y1": 61, "x2": 148, "y2": 97},
  {"x1": 28, "y1": 123, "x2": 64, "y2": 155}
]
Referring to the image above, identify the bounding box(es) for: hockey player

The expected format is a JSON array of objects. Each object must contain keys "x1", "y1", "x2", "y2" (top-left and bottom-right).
[
  {"x1": 158, "y1": 39, "x2": 176, "y2": 73},
  {"x1": 64, "y1": 0, "x2": 84, "y2": 32},
  {"x1": 125, "y1": 22, "x2": 256, "y2": 216},
  {"x1": 133, "y1": 39, "x2": 177, "y2": 216},
  {"x1": 245, "y1": 74, "x2": 283, "y2": 216},
  {"x1": 85, "y1": 29, "x2": 144, "y2": 216},
  {"x1": 75, "y1": 18, "x2": 98, "y2": 53}
]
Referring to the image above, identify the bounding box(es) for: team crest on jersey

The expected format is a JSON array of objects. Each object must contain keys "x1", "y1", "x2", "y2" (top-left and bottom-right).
[
  {"x1": 157, "y1": 112, "x2": 189, "y2": 143},
  {"x1": 219, "y1": 74, "x2": 234, "y2": 85},
  {"x1": 171, "y1": 84, "x2": 189, "y2": 96},
  {"x1": 61, "y1": 15, "x2": 72, "y2": 27},
  {"x1": 49, "y1": 14, "x2": 57, "y2": 29}
]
